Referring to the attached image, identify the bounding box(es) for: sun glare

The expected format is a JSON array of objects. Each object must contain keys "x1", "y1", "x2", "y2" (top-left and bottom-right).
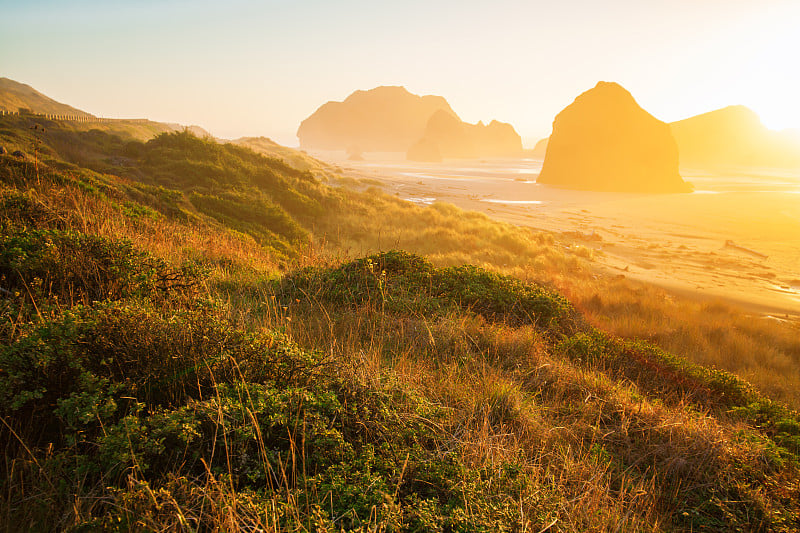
[{"x1": 731, "y1": 4, "x2": 800, "y2": 131}]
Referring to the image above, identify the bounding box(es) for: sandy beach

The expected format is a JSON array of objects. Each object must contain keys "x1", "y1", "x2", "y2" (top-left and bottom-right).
[{"x1": 315, "y1": 152, "x2": 800, "y2": 318}]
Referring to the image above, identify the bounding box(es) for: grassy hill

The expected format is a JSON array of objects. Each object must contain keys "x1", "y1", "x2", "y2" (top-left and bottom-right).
[
  {"x1": 0, "y1": 77, "x2": 213, "y2": 144},
  {"x1": 1, "y1": 114, "x2": 800, "y2": 531},
  {"x1": 233, "y1": 136, "x2": 332, "y2": 175},
  {"x1": 0, "y1": 78, "x2": 94, "y2": 117}
]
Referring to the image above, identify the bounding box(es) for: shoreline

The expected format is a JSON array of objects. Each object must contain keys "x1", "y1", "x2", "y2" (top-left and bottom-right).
[{"x1": 316, "y1": 152, "x2": 800, "y2": 319}]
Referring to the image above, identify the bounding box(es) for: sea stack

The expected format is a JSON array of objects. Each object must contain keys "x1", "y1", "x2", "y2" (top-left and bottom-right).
[
  {"x1": 412, "y1": 110, "x2": 476, "y2": 159},
  {"x1": 297, "y1": 86, "x2": 456, "y2": 152},
  {"x1": 538, "y1": 82, "x2": 690, "y2": 193},
  {"x1": 407, "y1": 110, "x2": 523, "y2": 161}
]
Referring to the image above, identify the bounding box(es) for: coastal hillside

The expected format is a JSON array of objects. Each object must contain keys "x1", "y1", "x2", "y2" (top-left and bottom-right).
[
  {"x1": 1, "y1": 105, "x2": 799, "y2": 530},
  {"x1": 0, "y1": 77, "x2": 94, "y2": 117},
  {"x1": 0, "y1": 77, "x2": 211, "y2": 143},
  {"x1": 233, "y1": 135, "x2": 335, "y2": 176},
  {"x1": 671, "y1": 105, "x2": 800, "y2": 169}
]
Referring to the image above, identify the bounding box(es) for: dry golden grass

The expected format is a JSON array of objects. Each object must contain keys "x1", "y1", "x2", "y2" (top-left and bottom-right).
[
  {"x1": 560, "y1": 274, "x2": 800, "y2": 408},
  {"x1": 304, "y1": 179, "x2": 800, "y2": 410},
  {"x1": 7, "y1": 177, "x2": 281, "y2": 276},
  {"x1": 249, "y1": 288, "x2": 787, "y2": 531},
  {"x1": 9, "y1": 153, "x2": 800, "y2": 411}
]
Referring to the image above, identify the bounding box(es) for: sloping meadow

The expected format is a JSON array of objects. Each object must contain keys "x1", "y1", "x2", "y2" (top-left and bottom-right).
[
  {"x1": 2, "y1": 230, "x2": 799, "y2": 530},
  {"x1": 0, "y1": 127, "x2": 799, "y2": 530}
]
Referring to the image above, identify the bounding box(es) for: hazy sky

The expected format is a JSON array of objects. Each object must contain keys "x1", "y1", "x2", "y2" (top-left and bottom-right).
[{"x1": 2, "y1": 0, "x2": 799, "y2": 147}]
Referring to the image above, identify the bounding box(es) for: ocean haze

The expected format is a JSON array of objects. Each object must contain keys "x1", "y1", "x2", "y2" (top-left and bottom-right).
[{"x1": 2, "y1": 0, "x2": 799, "y2": 143}]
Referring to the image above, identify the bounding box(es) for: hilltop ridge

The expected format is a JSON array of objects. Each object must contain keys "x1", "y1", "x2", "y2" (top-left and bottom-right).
[
  {"x1": 671, "y1": 105, "x2": 800, "y2": 168},
  {"x1": 0, "y1": 77, "x2": 212, "y2": 142},
  {"x1": 0, "y1": 77, "x2": 94, "y2": 117}
]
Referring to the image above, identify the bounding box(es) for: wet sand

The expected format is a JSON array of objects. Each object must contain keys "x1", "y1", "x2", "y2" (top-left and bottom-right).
[{"x1": 316, "y1": 152, "x2": 800, "y2": 318}]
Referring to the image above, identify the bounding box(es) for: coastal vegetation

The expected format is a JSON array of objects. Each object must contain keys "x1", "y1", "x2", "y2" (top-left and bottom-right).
[{"x1": 1, "y1": 118, "x2": 800, "y2": 531}]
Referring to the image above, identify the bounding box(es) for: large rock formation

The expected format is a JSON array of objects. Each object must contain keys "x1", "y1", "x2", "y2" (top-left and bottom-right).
[
  {"x1": 670, "y1": 106, "x2": 800, "y2": 169},
  {"x1": 299, "y1": 86, "x2": 524, "y2": 159},
  {"x1": 407, "y1": 110, "x2": 522, "y2": 161},
  {"x1": 538, "y1": 82, "x2": 690, "y2": 193},
  {"x1": 297, "y1": 86, "x2": 457, "y2": 152},
  {"x1": 472, "y1": 119, "x2": 523, "y2": 158}
]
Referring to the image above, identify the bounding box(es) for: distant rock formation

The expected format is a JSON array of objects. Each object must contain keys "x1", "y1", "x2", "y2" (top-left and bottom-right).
[
  {"x1": 346, "y1": 144, "x2": 364, "y2": 161},
  {"x1": 538, "y1": 82, "x2": 690, "y2": 193},
  {"x1": 407, "y1": 110, "x2": 522, "y2": 161},
  {"x1": 471, "y1": 119, "x2": 523, "y2": 158},
  {"x1": 670, "y1": 106, "x2": 800, "y2": 169},
  {"x1": 299, "y1": 86, "x2": 524, "y2": 159},
  {"x1": 411, "y1": 110, "x2": 475, "y2": 159},
  {"x1": 406, "y1": 138, "x2": 442, "y2": 162},
  {"x1": 531, "y1": 137, "x2": 549, "y2": 158},
  {"x1": 297, "y1": 86, "x2": 457, "y2": 152}
]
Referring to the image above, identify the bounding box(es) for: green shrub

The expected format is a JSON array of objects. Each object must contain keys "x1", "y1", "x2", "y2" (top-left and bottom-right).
[
  {"x1": 278, "y1": 250, "x2": 581, "y2": 335},
  {"x1": 0, "y1": 191, "x2": 66, "y2": 231},
  {"x1": 0, "y1": 229, "x2": 201, "y2": 304}
]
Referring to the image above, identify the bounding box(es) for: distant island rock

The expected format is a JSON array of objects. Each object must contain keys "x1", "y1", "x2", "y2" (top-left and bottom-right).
[
  {"x1": 531, "y1": 137, "x2": 549, "y2": 158},
  {"x1": 538, "y1": 82, "x2": 690, "y2": 193},
  {"x1": 407, "y1": 111, "x2": 522, "y2": 161},
  {"x1": 297, "y1": 86, "x2": 457, "y2": 152},
  {"x1": 670, "y1": 105, "x2": 800, "y2": 169},
  {"x1": 469, "y1": 118, "x2": 523, "y2": 158},
  {"x1": 534, "y1": 104, "x2": 800, "y2": 170},
  {"x1": 298, "y1": 86, "x2": 524, "y2": 160}
]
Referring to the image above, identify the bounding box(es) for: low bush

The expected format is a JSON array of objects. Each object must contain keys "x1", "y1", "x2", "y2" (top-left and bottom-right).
[{"x1": 278, "y1": 250, "x2": 582, "y2": 335}]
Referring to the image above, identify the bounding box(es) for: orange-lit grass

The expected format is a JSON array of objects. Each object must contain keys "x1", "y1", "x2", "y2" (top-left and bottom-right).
[
  {"x1": 561, "y1": 275, "x2": 800, "y2": 408},
  {"x1": 12, "y1": 163, "x2": 800, "y2": 411},
  {"x1": 259, "y1": 295, "x2": 785, "y2": 531},
  {"x1": 308, "y1": 183, "x2": 800, "y2": 409},
  {"x1": 3, "y1": 171, "x2": 797, "y2": 530}
]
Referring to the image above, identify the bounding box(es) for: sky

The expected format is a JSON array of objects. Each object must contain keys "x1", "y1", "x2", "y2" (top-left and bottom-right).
[{"x1": 2, "y1": 0, "x2": 799, "y2": 147}]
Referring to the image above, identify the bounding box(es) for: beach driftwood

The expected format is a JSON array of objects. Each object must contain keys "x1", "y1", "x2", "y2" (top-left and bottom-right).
[{"x1": 725, "y1": 239, "x2": 768, "y2": 259}]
